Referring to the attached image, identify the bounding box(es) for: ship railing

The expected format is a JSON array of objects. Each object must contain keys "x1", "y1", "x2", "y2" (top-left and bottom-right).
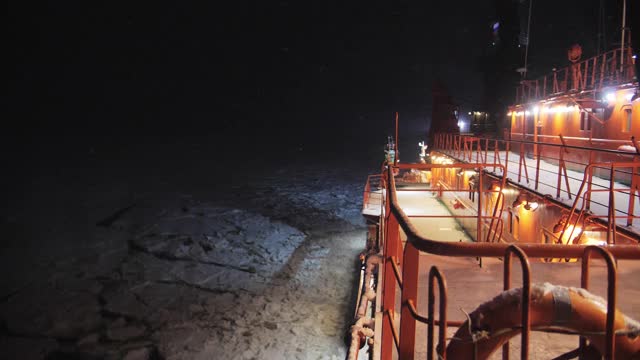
[
  {"x1": 377, "y1": 164, "x2": 640, "y2": 360},
  {"x1": 363, "y1": 174, "x2": 384, "y2": 214},
  {"x1": 515, "y1": 46, "x2": 637, "y2": 105},
  {"x1": 363, "y1": 174, "x2": 380, "y2": 210},
  {"x1": 433, "y1": 132, "x2": 640, "y2": 234}
]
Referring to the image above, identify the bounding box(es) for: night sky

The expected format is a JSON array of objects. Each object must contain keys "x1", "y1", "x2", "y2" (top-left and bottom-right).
[{"x1": 7, "y1": 1, "x2": 635, "y2": 161}]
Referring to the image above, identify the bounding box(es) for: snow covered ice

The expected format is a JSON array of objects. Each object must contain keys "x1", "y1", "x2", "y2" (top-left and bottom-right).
[{"x1": 0, "y1": 141, "x2": 371, "y2": 360}]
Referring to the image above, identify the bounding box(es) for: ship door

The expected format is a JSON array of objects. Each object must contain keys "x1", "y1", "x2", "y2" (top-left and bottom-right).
[
  {"x1": 525, "y1": 112, "x2": 535, "y2": 154},
  {"x1": 525, "y1": 112, "x2": 534, "y2": 138}
]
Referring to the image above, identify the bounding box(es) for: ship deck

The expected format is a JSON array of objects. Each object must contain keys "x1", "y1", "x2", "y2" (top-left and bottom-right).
[
  {"x1": 410, "y1": 252, "x2": 640, "y2": 359},
  {"x1": 372, "y1": 184, "x2": 640, "y2": 359}
]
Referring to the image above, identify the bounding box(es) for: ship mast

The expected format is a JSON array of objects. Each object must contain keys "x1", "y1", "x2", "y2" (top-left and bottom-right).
[
  {"x1": 620, "y1": 0, "x2": 627, "y2": 72},
  {"x1": 523, "y1": 0, "x2": 533, "y2": 79}
]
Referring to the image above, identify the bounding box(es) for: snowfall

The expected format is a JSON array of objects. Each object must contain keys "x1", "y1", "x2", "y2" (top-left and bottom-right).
[{"x1": 0, "y1": 138, "x2": 380, "y2": 360}]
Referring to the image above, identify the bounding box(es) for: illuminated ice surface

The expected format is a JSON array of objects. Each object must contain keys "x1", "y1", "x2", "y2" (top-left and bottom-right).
[{"x1": 0, "y1": 142, "x2": 368, "y2": 360}]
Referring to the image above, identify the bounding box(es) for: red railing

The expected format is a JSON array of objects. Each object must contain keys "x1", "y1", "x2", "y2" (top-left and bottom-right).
[
  {"x1": 362, "y1": 174, "x2": 383, "y2": 214},
  {"x1": 375, "y1": 164, "x2": 640, "y2": 359},
  {"x1": 433, "y1": 133, "x2": 640, "y2": 233},
  {"x1": 515, "y1": 47, "x2": 636, "y2": 104}
]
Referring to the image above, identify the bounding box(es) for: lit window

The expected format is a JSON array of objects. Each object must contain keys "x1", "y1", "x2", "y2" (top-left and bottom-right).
[{"x1": 623, "y1": 109, "x2": 632, "y2": 133}]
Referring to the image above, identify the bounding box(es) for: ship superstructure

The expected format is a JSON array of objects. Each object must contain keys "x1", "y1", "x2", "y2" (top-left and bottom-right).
[{"x1": 350, "y1": 45, "x2": 640, "y2": 359}]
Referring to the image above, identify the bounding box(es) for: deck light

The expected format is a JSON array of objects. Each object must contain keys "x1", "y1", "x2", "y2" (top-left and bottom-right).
[
  {"x1": 605, "y1": 92, "x2": 616, "y2": 102},
  {"x1": 532, "y1": 106, "x2": 539, "y2": 114},
  {"x1": 524, "y1": 201, "x2": 539, "y2": 211}
]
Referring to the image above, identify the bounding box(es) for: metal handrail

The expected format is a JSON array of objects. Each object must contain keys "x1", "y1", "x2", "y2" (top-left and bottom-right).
[
  {"x1": 515, "y1": 46, "x2": 636, "y2": 104},
  {"x1": 435, "y1": 133, "x2": 640, "y2": 230},
  {"x1": 376, "y1": 164, "x2": 640, "y2": 360},
  {"x1": 386, "y1": 165, "x2": 640, "y2": 259}
]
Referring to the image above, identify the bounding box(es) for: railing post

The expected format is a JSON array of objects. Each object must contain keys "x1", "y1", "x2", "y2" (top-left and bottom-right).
[
  {"x1": 503, "y1": 245, "x2": 532, "y2": 360},
  {"x1": 382, "y1": 211, "x2": 399, "y2": 360},
  {"x1": 586, "y1": 146, "x2": 595, "y2": 210},
  {"x1": 493, "y1": 138, "x2": 500, "y2": 172},
  {"x1": 484, "y1": 138, "x2": 489, "y2": 165},
  {"x1": 599, "y1": 52, "x2": 606, "y2": 88},
  {"x1": 580, "y1": 246, "x2": 617, "y2": 360},
  {"x1": 556, "y1": 135, "x2": 572, "y2": 199},
  {"x1": 627, "y1": 145, "x2": 639, "y2": 226},
  {"x1": 534, "y1": 139, "x2": 541, "y2": 190},
  {"x1": 427, "y1": 266, "x2": 448, "y2": 360},
  {"x1": 399, "y1": 241, "x2": 420, "y2": 360},
  {"x1": 477, "y1": 171, "x2": 483, "y2": 242},
  {"x1": 607, "y1": 166, "x2": 616, "y2": 245},
  {"x1": 582, "y1": 60, "x2": 588, "y2": 89},
  {"x1": 382, "y1": 170, "x2": 400, "y2": 360},
  {"x1": 591, "y1": 56, "x2": 597, "y2": 89},
  {"x1": 504, "y1": 128, "x2": 511, "y2": 178}
]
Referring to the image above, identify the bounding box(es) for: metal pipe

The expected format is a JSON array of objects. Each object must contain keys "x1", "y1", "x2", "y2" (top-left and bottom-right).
[{"x1": 620, "y1": 0, "x2": 627, "y2": 73}]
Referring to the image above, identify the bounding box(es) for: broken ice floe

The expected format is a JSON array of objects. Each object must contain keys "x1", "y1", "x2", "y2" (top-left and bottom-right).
[{"x1": 128, "y1": 205, "x2": 306, "y2": 292}]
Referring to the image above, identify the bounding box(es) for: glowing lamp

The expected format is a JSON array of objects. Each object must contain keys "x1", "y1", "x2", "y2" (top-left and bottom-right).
[{"x1": 605, "y1": 92, "x2": 615, "y2": 102}]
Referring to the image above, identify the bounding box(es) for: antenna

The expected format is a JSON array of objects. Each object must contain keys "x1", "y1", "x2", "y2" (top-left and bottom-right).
[
  {"x1": 523, "y1": 0, "x2": 534, "y2": 79},
  {"x1": 394, "y1": 112, "x2": 399, "y2": 165},
  {"x1": 597, "y1": 0, "x2": 606, "y2": 54},
  {"x1": 620, "y1": 0, "x2": 627, "y2": 72}
]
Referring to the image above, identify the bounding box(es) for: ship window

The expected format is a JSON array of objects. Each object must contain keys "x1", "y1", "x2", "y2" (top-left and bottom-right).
[
  {"x1": 579, "y1": 111, "x2": 591, "y2": 131},
  {"x1": 622, "y1": 109, "x2": 632, "y2": 133}
]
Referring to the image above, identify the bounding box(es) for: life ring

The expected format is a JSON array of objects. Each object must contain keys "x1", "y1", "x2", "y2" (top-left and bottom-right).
[
  {"x1": 568, "y1": 44, "x2": 582, "y2": 63},
  {"x1": 446, "y1": 283, "x2": 640, "y2": 359}
]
